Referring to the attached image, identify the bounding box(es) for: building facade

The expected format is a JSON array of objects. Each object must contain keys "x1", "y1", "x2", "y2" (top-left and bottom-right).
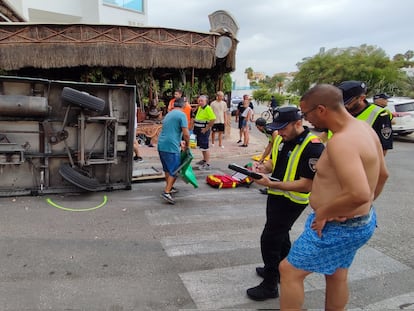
[{"x1": 4, "y1": 0, "x2": 147, "y2": 26}]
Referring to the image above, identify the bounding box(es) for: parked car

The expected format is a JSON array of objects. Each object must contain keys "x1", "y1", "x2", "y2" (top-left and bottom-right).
[
  {"x1": 386, "y1": 97, "x2": 414, "y2": 136},
  {"x1": 230, "y1": 97, "x2": 242, "y2": 116}
]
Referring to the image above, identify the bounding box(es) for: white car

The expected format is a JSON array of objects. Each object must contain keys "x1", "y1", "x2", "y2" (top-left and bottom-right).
[
  {"x1": 230, "y1": 97, "x2": 242, "y2": 116},
  {"x1": 386, "y1": 97, "x2": 414, "y2": 136}
]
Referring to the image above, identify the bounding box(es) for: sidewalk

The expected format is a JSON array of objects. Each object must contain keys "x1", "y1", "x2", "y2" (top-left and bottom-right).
[{"x1": 134, "y1": 116, "x2": 269, "y2": 175}]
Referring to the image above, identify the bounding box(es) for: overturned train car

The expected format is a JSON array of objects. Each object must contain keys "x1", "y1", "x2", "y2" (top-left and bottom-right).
[{"x1": 0, "y1": 76, "x2": 135, "y2": 197}]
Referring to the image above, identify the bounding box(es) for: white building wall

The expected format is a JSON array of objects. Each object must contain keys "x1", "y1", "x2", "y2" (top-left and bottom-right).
[
  {"x1": 5, "y1": 0, "x2": 147, "y2": 25},
  {"x1": 101, "y1": 2, "x2": 147, "y2": 26}
]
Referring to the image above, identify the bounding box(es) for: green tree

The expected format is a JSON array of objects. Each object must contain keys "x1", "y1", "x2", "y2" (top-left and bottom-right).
[
  {"x1": 222, "y1": 73, "x2": 232, "y2": 93},
  {"x1": 261, "y1": 74, "x2": 285, "y2": 93},
  {"x1": 252, "y1": 89, "x2": 270, "y2": 105},
  {"x1": 288, "y1": 44, "x2": 408, "y2": 96},
  {"x1": 244, "y1": 67, "x2": 254, "y2": 80}
]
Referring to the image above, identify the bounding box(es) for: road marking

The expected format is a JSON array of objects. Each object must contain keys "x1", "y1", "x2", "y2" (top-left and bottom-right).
[
  {"x1": 179, "y1": 246, "x2": 410, "y2": 310},
  {"x1": 145, "y1": 196, "x2": 266, "y2": 226},
  {"x1": 46, "y1": 195, "x2": 107, "y2": 212}
]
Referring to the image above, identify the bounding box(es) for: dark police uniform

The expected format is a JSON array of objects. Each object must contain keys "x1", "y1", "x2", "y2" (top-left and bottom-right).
[
  {"x1": 355, "y1": 103, "x2": 393, "y2": 151},
  {"x1": 260, "y1": 128, "x2": 324, "y2": 290}
]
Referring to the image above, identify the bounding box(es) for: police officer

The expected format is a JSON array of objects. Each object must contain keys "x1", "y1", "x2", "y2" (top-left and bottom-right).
[
  {"x1": 338, "y1": 81, "x2": 393, "y2": 155},
  {"x1": 255, "y1": 117, "x2": 278, "y2": 195},
  {"x1": 373, "y1": 92, "x2": 391, "y2": 108},
  {"x1": 246, "y1": 106, "x2": 325, "y2": 301}
]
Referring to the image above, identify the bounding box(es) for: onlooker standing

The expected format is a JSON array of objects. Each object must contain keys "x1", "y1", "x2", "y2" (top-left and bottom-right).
[
  {"x1": 337, "y1": 81, "x2": 393, "y2": 155},
  {"x1": 246, "y1": 106, "x2": 324, "y2": 301},
  {"x1": 239, "y1": 98, "x2": 254, "y2": 147},
  {"x1": 279, "y1": 84, "x2": 388, "y2": 310},
  {"x1": 168, "y1": 89, "x2": 192, "y2": 126},
  {"x1": 192, "y1": 95, "x2": 216, "y2": 170},
  {"x1": 157, "y1": 98, "x2": 190, "y2": 205},
  {"x1": 210, "y1": 91, "x2": 228, "y2": 148},
  {"x1": 235, "y1": 94, "x2": 254, "y2": 144}
]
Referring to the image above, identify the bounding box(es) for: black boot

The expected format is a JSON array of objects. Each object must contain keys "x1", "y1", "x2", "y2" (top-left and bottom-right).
[
  {"x1": 255, "y1": 266, "x2": 280, "y2": 283},
  {"x1": 246, "y1": 280, "x2": 279, "y2": 301}
]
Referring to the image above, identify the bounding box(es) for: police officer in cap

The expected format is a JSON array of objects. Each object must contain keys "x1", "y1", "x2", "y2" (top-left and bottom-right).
[
  {"x1": 246, "y1": 106, "x2": 325, "y2": 301},
  {"x1": 337, "y1": 81, "x2": 393, "y2": 155}
]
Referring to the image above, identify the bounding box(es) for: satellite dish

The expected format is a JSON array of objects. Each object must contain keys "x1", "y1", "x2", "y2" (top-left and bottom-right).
[{"x1": 215, "y1": 36, "x2": 232, "y2": 58}]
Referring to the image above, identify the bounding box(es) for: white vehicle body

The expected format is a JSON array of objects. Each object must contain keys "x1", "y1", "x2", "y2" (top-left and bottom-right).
[{"x1": 386, "y1": 97, "x2": 414, "y2": 135}]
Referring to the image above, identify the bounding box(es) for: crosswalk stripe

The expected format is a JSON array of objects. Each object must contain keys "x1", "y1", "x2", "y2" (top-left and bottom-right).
[
  {"x1": 179, "y1": 246, "x2": 410, "y2": 310},
  {"x1": 145, "y1": 201, "x2": 266, "y2": 226}
]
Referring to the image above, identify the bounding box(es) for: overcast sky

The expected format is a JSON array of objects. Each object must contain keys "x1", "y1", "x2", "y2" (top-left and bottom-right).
[{"x1": 148, "y1": 0, "x2": 414, "y2": 77}]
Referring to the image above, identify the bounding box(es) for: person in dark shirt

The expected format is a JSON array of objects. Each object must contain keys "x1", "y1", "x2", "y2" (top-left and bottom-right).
[
  {"x1": 337, "y1": 81, "x2": 393, "y2": 155},
  {"x1": 245, "y1": 106, "x2": 325, "y2": 301}
]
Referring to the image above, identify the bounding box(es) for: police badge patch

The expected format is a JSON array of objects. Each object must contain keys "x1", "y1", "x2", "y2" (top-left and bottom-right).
[
  {"x1": 308, "y1": 158, "x2": 318, "y2": 172},
  {"x1": 381, "y1": 126, "x2": 392, "y2": 139}
]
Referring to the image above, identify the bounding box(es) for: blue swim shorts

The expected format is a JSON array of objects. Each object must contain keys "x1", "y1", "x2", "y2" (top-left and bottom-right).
[
  {"x1": 287, "y1": 208, "x2": 376, "y2": 275},
  {"x1": 158, "y1": 151, "x2": 181, "y2": 176}
]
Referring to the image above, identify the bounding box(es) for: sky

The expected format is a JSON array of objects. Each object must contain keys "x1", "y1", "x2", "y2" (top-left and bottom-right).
[{"x1": 148, "y1": 0, "x2": 414, "y2": 78}]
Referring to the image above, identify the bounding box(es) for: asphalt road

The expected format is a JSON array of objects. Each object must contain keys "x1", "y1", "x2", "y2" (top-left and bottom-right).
[{"x1": 0, "y1": 130, "x2": 413, "y2": 310}]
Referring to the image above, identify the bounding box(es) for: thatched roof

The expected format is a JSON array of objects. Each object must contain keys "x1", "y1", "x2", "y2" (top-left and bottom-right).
[
  {"x1": 0, "y1": 23, "x2": 237, "y2": 73},
  {"x1": 0, "y1": 0, "x2": 25, "y2": 22}
]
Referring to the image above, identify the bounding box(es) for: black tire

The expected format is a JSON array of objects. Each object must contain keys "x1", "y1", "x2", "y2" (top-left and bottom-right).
[
  {"x1": 261, "y1": 110, "x2": 272, "y2": 121},
  {"x1": 61, "y1": 87, "x2": 105, "y2": 112},
  {"x1": 59, "y1": 163, "x2": 101, "y2": 191}
]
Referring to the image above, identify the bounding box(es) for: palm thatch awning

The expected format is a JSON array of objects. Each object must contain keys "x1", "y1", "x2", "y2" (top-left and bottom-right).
[{"x1": 0, "y1": 23, "x2": 237, "y2": 74}]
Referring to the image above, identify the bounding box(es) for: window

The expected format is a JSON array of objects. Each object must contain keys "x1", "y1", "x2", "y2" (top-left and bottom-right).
[
  {"x1": 395, "y1": 102, "x2": 414, "y2": 113},
  {"x1": 103, "y1": 0, "x2": 144, "y2": 13}
]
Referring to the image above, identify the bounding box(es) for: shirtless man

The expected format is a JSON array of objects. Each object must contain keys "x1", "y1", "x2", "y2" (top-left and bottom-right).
[{"x1": 278, "y1": 84, "x2": 389, "y2": 310}]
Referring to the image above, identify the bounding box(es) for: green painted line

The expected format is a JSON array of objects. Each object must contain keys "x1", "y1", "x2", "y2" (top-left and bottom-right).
[{"x1": 46, "y1": 195, "x2": 108, "y2": 212}]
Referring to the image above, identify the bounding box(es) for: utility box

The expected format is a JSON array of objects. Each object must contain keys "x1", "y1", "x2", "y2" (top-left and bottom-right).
[{"x1": 0, "y1": 76, "x2": 136, "y2": 196}]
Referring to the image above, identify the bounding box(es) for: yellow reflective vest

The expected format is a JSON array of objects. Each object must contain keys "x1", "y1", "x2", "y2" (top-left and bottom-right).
[
  {"x1": 328, "y1": 104, "x2": 389, "y2": 139},
  {"x1": 267, "y1": 132, "x2": 318, "y2": 204}
]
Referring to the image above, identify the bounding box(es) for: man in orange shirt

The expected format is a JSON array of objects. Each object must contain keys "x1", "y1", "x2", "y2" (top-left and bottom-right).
[{"x1": 168, "y1": 89, "x2": 191, "y2": 125}]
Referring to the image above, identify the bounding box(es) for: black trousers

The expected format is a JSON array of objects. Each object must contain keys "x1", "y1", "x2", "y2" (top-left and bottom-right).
[{"x1": 260, "y1": 195, "x2": 307, "y2": 287}]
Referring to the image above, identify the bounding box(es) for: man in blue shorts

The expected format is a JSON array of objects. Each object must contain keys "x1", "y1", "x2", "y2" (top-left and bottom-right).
[
  {"x1": 279, "y1": 84, "x2": 389, "y2": 310},
  {"x1": 157, "y1": 98, "x2": 190, "y2": 204}
]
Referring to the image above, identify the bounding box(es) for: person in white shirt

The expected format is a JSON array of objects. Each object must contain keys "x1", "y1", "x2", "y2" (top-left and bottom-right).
[{"x1": 210, "y1": 91, "x2": 228, "y2": 148}]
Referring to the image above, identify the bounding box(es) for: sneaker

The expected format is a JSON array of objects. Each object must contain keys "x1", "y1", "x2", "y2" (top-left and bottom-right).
[
  {"x1": 211, "y1": 144, "x2": 215, "y2": 147},
  {"x1": 237, "y1": 139, "x2": 242, "y2": 143},
  {"x1": 161, "y1": 192, "x2": 175, "y2": 204},
  {"x1": 220, "y1": 145, "x2": 224, "y2": 148},
  {"x1": 196, "y1": 159, "x2": 206, "y2": 165},
  {"x1": 134, "y1": 156, "x2": 144, "y2": 162},
  {"x1": 170, "y1": 187, "x2": 179, "y2": 194},
  {"x1": 246, "y1": 281, "x2": 279, "y2": 301},
  {"x1": 199, "y1": 163, "x2": 211, "y2": 170}
]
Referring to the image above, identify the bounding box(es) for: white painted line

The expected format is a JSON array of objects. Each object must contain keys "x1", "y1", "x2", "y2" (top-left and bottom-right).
[
  {"x1": 161, "y1": 228, "x2": 262, "y2": 257},
  {"x1": 145, "y1": 202, "x2": 265, "y2": 226},
  {"x1": 179, "y1": 246, "x2": 410, "y2": 310}
]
